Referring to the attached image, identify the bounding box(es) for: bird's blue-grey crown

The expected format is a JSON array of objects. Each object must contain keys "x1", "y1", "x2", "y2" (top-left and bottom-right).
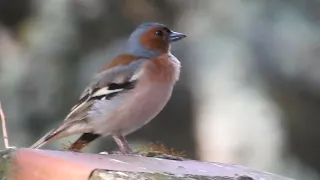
[{"x1": 124, "y1": 22, "x2": 167, "y2": 58}]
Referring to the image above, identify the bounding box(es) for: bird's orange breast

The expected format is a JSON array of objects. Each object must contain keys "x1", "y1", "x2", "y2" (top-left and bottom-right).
[{"x1": 143, "y1": 54, "x2": 181, "y2": 83}]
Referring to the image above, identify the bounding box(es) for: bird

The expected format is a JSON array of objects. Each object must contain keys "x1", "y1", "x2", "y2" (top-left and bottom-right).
[{"x1": 30, "y1": 22, "x2": 187, "y2": 154}]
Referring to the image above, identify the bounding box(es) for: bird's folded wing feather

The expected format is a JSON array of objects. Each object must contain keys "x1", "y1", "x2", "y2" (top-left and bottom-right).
[{"x1": 64, "y1": 58, "x2": 147, "y2": 124}]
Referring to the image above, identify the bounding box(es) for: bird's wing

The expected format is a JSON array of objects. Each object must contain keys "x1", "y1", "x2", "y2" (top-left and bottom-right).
[
  {"x1": 30, "y1": 58, "x2": 147, "y2": 149},
  {"x1": 65, "y1": 58, "x2": 146, "y2": 123}
]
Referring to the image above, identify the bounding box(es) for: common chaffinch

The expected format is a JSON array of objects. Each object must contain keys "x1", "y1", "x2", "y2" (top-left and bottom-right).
[{"x1": 30, "y1": 22, "x2": 186, "y2": 154}]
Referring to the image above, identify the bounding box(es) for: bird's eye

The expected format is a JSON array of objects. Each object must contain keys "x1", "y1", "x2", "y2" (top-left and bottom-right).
[{"x1": 156, "y1": 30, "x2": 164, "y2": 36}]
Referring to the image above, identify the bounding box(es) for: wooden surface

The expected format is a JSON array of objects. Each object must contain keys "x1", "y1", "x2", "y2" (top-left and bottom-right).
[{"x1": 0, "y1": 148, "x2": 294, "y2": 180}]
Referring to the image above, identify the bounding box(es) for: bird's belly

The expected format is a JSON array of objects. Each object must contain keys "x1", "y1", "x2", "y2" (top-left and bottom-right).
[
  {"x1": 94, "y1": 83, "x2": 174, "y2": 135},
  {"x1": 119, "y1": 83, "x2": 173, "y2": 135}
]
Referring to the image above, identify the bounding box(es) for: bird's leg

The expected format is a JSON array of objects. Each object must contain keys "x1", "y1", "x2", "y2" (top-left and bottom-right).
[{"x1": 112, "y1": 134, "x2": 133, "y2": 154}]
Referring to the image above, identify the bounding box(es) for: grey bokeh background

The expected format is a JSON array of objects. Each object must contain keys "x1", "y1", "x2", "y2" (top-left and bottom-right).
[{"x1": 1, "y1": 0, "x2": 320, "y2": 179}]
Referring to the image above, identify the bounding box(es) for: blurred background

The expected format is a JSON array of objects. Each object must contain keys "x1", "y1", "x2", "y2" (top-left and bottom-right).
[{"x1": 0, "y1": 0, "x2": 320, "y2": 179}]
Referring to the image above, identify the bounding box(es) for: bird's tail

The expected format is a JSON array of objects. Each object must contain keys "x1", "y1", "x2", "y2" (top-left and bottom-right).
[
  {"x1": 29, "y1": 126, "x2": 67, "y2": 149},
  {"x1": 29, "y1": 129, "x2": 56, "y2": 149},
  {"x1": 29, "y1": 123, "x2": 89, "y2": 149}
]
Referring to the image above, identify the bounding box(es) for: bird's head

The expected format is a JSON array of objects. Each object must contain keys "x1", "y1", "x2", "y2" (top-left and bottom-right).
[{"x1": 125, "y1": 22, "x2": 187, "y2": 58}]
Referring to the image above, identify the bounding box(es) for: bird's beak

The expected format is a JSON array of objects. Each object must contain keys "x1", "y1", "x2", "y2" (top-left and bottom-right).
[{"x1": 168, "y1": 31, "x2": 187, "y2": 42}]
